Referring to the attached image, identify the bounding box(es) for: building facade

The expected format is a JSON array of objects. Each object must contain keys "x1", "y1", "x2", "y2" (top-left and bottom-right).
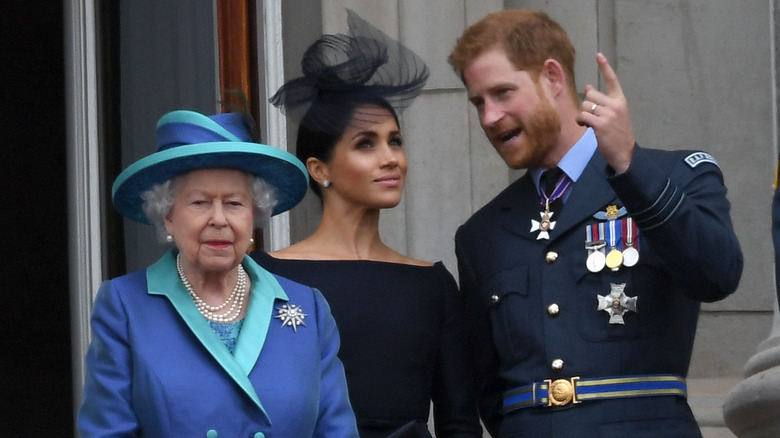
[{"x1": 58, "y1": 1, "x2": 780, "y2": 436}]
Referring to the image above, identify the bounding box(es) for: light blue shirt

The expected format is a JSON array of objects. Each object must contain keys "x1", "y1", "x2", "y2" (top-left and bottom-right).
[{"x1": 532, "y1": 127, "x2": 597, "y2": 201}]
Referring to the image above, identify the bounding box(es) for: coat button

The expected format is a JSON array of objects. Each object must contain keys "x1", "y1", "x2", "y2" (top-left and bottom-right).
[
  {"x1": 491, "y1": 294, "x2": 500, "y2": 304},
  {"x1": 551, "y1": 358, "x2": 564, "y2": 372},
  {"x1": 545, "y1": 251, "x2": 558, "y2": 263},
  {"x1": 547, "y1": 303, "x2": 560, "y2": 316},
  {"x1": 206, "y1": 430, "x2": 218, "y2": 438}
]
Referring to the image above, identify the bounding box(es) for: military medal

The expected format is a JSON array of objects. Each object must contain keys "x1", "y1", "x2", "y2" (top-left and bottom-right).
[
  {"x1": 605, "y1": 250, "x2": 623, "y2": 270},
  {"x1": 586, "y1": 243, "x2": 606, "y2": 272},
  {"x1": 622, "y1": 217, "x2": 639, "y2": 267},
  {"x1": 597, "y1": 283, "x2": 638, "y2": 324},
  {"x1": 604, "y1": 215, "x2": 623, "y2": 270},
  {"x1": 530, "y1": 199, "x2": 556, "y2": 240},
  {"x1": 585, "y1": 224, "x2": 607, "y2": 272},
  {"x1": 531, "y1": 171, "x2": 571, "y2": 240}
]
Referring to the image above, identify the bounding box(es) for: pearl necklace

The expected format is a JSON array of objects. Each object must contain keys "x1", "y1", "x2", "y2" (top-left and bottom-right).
[{"x1": 176, "y1": 254, "x2": 247, "y2": 323}]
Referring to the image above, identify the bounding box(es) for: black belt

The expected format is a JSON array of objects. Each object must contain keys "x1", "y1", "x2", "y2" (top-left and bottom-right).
[{"x1": 503, "y1": 374, "x2": 687, "y2": 413}]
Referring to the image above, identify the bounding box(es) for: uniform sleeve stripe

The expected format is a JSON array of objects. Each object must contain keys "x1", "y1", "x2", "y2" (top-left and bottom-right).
[
  {"x1": 633, "y1": 179, "x2": 685, "y2": 230},
  {"x1": 632, "y1": 179, "x2": 671, "y2": 217},
  {"x1": 641, "y1": 193, "x2": 685, "y2": 231}
]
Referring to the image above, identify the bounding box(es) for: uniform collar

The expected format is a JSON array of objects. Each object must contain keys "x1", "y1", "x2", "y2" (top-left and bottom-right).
[{"x1": 532, "y1": 127, "x2": 598, "y2": 190}]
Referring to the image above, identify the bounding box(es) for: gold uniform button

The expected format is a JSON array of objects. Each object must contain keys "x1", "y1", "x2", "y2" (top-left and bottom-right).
[
  {"x1": 545, "y1": 251, "x2": 558, "y2": 263},
  {"x1": 551, "y1": 358, "x2": 564, "y2": 372},
  {"x1": 547, "y1": 303, "x2": 560, "y2": 316}
]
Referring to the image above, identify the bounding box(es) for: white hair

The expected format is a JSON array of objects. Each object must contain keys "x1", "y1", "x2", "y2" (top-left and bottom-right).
[{"x1": 141, "y1": 172, "x2": 278, "y2": 243}]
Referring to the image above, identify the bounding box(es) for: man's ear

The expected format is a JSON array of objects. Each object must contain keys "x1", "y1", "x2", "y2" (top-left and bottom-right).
[
  {"x1": 306, "y1": 157, "x2": 329, "y2": 186},
  {"x1": 541, "y1": 58, "x2": 566, "y2": 97}
]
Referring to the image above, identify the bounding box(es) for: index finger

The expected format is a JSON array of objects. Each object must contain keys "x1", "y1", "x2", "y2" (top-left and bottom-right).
[{"x1": 597, "y1": 53, "x2": 624, "y2": 98}]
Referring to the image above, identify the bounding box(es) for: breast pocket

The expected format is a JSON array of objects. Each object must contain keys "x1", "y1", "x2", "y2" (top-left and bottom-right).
[
  {"x1": 574, "y1": 250, "x2": 666, "y2": 342},
  {"x1": 480, "y1": 266, "x2": 534, "y2": 362}
]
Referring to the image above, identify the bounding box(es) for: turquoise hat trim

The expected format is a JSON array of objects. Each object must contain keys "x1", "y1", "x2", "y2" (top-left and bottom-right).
[
  {"x1": 111, "y1": 110, "x2": 309, "y2": 224},
  {"x1": 157, "y1": 110, "x2": 243, "y2": 142}
]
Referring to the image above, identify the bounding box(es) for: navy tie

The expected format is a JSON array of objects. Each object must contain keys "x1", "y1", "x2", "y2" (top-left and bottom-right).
[
  {"x1": 541, "y1": 167, "x2": 565, "y2": 213},
  {"x1": 542, "y1": 167, "x2": 563, "y2": 198}
]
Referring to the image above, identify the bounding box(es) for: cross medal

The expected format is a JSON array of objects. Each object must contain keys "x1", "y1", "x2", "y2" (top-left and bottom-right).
[
  {"x1": 597, "y1": 283, "x2": 638, "y2": 324},
  {"x1": 531, "y1": 198, "x2": 556, "y2": 240}
]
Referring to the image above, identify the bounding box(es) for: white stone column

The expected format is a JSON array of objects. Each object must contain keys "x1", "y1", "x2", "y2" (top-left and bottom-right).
[
  {"x1": 723, "y1": 305, "x2": 780, "y2": 438},
  {"x1": 724, "y1": 3, "x2": 780, "y2": 428},
  {"x1": 65, "y1": 0, "x2": 103, "y2": 431}
]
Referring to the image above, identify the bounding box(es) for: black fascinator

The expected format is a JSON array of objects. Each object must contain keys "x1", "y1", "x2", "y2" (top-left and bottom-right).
[{"x1": 270, "y1": 9, "x2": 430, "y2": 134}]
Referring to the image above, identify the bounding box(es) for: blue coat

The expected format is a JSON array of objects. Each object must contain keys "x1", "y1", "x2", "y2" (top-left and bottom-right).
[
  {"x1": 78, "y1": 250, "x2": 359, "y2": 438},
  {"x1": 455, "y1": 146, "x2": 743, "y2": 437}
]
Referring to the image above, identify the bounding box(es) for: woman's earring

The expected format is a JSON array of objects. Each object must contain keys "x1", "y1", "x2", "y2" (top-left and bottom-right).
[
  {"x1": 249, "y1": 237, "x2": 255, "y2": 244},
  {"x1": 166, "y1": 234, "x2": 173, "y2": 243},
  {"x1": 322, "y1": 180, "x2": 330, "y2": 188}
]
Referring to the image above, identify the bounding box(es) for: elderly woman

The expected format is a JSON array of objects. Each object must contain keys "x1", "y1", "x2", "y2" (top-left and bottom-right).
[{"x1": 78, "y1": 110, "x2": 359, "y2": 437}]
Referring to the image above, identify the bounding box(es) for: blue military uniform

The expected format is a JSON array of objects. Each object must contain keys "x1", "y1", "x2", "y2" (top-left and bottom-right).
[{"x1": 455, "y1": 140, "x2": 743, "y2": 437}]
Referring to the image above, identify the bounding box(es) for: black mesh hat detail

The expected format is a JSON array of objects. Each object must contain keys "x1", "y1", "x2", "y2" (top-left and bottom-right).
[{"x1": 270, "y1": 9, "x2": 430, "y2": 134}]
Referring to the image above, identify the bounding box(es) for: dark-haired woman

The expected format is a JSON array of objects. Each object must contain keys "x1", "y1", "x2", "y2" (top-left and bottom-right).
[{"x1": 251, "y1": 10, "x2": 481, "y2": 438}]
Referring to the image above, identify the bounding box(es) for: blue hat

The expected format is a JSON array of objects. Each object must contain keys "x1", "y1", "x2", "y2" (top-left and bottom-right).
[{"x1": 112, "y1": 110, "x2": 309, "y2": 224}]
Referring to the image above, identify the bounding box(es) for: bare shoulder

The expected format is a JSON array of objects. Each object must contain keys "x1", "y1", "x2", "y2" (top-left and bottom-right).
[
  {"x1": 390, "y1": 252, "x2": 434, "y2": 267},
  {"x1": 270, "y1": 242, "x2": 323, "y2": 260}
]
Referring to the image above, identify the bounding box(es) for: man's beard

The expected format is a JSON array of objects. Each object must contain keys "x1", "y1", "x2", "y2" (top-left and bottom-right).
[
  {"x1": 491, "y1": 81, "x2": 562, "y2": 169},
  {"x1": 511, "y1": 88, "x2": 561, "y2": 169}
]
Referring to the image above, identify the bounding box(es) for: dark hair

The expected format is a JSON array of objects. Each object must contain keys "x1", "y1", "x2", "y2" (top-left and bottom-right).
[
  {"x1": 296, "y1": 98, "x2": 399, "y2": 198},
  {"x1": 272, "y1": 9, "x2": 427, "y2": 198}
]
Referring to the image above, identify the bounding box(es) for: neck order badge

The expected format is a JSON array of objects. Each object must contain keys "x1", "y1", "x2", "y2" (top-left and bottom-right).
[{"x1": 530, "y1": 169, "x2": 571, "y2": 240}]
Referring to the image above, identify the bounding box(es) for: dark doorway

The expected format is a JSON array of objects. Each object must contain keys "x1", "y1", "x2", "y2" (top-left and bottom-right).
[{"x1": 0, "y1": 1, "x2": 73, "y2": 436}]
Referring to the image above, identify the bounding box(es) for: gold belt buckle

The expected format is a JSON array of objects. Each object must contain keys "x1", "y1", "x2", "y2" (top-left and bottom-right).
[{"x1": 544, "y1": 377, "x2": 581, "y2": 406}]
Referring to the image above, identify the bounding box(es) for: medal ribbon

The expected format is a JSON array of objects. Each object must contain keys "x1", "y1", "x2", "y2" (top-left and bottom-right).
[
  {"x1": 607, "y1": 219, "x2": 621, "y2": 250},
  {"x1": 586, "y1": 224, "x2": 606, "y2": 251},
  {"x1": 598, "y1": 222, "x2": 605, "y2": 245},
  {"x1": 622, "y1": 217, "x2": 639, "y2": 250},
  {"x1": 539, "y1": 173, "x2": 573, "y2": 206},
  {"x1": 588, "y1": 223, "x2": 604, "y2": 245}
]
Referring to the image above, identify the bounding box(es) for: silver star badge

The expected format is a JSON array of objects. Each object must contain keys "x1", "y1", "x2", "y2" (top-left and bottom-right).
[
  {"x1": 274, "y1": 303, "x2": 307, "y2": 332},
  {"x1": 597, "y1": 283, "x2": 638, "y2": 324},
  {"x1": 530, "y1": 211, "x2": 556, "y2": 240}
]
